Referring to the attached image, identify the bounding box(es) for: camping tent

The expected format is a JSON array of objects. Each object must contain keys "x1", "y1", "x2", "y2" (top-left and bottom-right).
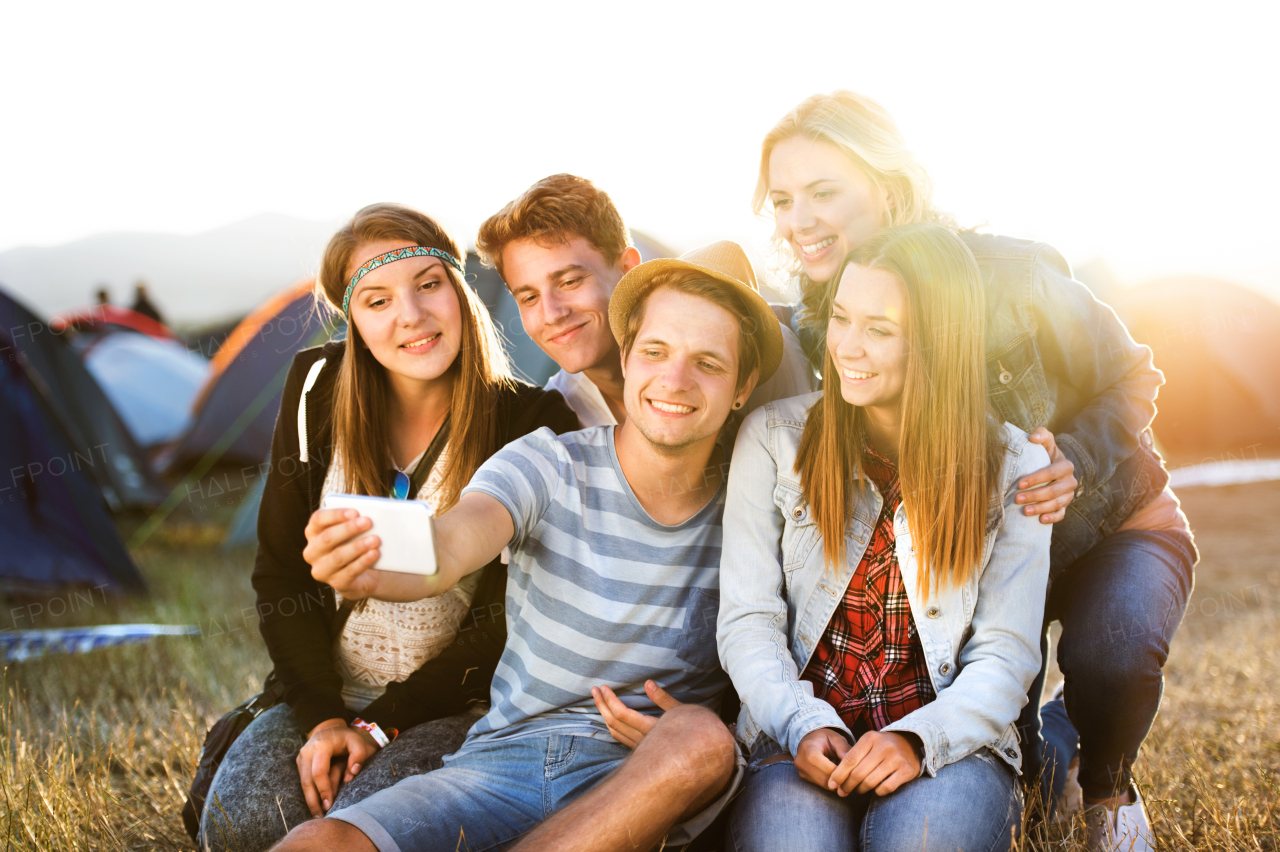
[
  {"x1": 50, "y1": 303, "x2": 207, "y2": 447},
  {"x1": 0, "y1": 356, "x2": 148, "y2": 593},
  {"x1": 171, "y1": 280, "x2": 336, "y2": 469},
  {"x1": 1112, "y1": 277, "x2": 1280, "y2": 459},
  {"x1": 0, "y1": 288, "x2": 148, "y2": 593},
  {"x1": 83, "y1": 333, "x2": 209, "y2": 447},
  {"x1": 0, "y1": 288, "x2": 164, "y2": 510},
  {"x1": 51, "y1": 304, "x2": 179, "y2": 341}
]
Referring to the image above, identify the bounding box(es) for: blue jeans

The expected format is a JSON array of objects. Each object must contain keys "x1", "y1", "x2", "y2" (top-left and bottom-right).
[
  {"x1": 727, "y1": 737, "x2": 1021, "y2": 852},
  {"x1": 201, "y1": 705, "x2": 474, "y2": 852},
  {"x1": 327, "y1": 733, "x2": 736, "y2": 852},
  {"x1": 1021, "y1": 529, "x2": 1196, "y2": 804}
]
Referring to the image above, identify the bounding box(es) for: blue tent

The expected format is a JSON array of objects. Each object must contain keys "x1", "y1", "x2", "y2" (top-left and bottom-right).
[
  {"x1": 0, "y1": 288, "x2": 164, "y2": 511},
  {"x1": 0, "y1": 289, "x2": 147, "y2": 593},
  {"x1": 83, "y1": 332, "x2": 209, "y2": 448}
]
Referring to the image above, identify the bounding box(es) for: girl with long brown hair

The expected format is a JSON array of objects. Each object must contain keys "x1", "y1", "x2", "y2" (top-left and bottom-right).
[
  {"x1": 198, "y1": 203, "x2": 578, "y2": 851},
  {"x1": 718, "y1": 224, "x2": 1051, "y2": 851}
]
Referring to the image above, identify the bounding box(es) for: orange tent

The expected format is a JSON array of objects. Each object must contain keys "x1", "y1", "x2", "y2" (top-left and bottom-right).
[{"x1": 171, "y1": 279, "x2": 335, "y2": 468}]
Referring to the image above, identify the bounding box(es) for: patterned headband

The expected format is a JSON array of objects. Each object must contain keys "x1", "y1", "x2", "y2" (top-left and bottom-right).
[{"x1": 342, "y1": 246, "x2": 465, "y2": 316}]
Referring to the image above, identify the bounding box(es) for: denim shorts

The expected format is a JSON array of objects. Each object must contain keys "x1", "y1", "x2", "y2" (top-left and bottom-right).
[{"x1": 328, "y1": 732, "x2": 744, "y2": 852}]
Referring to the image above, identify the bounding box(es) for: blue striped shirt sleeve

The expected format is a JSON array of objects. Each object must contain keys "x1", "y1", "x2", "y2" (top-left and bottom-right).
[{"x1": 462, "y1": 427, "x2": 564, "y2": 550}]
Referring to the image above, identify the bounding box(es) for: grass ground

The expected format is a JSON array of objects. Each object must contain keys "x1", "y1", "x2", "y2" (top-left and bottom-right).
[{"x1": 0, "y1": 481, "x2": 1275, "y2": 850}]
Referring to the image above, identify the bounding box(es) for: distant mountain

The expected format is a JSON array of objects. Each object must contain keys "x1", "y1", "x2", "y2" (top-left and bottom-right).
[{"x1": 0, "y1": 214, "x2": 340, "y2": 325}]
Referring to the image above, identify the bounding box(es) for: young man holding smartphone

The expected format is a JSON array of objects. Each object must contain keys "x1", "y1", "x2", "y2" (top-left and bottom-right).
[{"x1": 274, "y1": 241, "x2": 780, "y2": 852}]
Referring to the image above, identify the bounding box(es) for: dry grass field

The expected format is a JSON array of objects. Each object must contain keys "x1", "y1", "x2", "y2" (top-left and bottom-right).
[{"x1": 0, "y1": 480, "x2": 1275, "y2": 851}]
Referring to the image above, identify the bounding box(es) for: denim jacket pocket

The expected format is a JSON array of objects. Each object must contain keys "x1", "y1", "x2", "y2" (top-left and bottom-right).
[
  {"x1": 776, "y1": 484, "x2": 819, "y2": 572},
  {"x1": 987, "y1": 335, "x2": 1050, "y2": 433}
]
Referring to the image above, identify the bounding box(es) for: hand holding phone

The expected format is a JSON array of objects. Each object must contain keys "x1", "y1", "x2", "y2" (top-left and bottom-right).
[
  {"x1": 306, "y1": 490, "x2": 513, "y2": 604},
  {"x1": 318, "y1": 494, "x2": 440, "y2": 576}
]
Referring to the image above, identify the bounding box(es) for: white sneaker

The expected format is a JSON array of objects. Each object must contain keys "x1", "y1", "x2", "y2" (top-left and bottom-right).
[{"x1": 1085, "y1": 786, "x2": 1155, "y2": 851}]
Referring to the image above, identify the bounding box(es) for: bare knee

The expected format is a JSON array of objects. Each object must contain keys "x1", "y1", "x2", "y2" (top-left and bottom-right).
[
  {"x1": 641, "y1": 704, "x2": 736, "y2": 791},
  {"x1": 270, "y1": 816, "x2": 376, "y2": 852}
]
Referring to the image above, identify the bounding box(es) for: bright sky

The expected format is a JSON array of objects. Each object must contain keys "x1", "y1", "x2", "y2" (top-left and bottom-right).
[{"x1": 2, "y1": 0, "x2": 1277, "y2": 294}]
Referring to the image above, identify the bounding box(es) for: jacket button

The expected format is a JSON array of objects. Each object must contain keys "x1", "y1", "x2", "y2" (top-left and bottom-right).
[
  {"x1": 1141, "y1": 430, "x2": 1153, "y2": 448},
  {"x1": 998, "y1": 370, "x2": 1012, "y2": 385},
  {"x1": 1005, "y1": 747, "x2": 1017, "y2": 758},
  {"x1": 939, "y1": 663, "x2": 952, "y2": 676},
  {"x1": 792, "y1": 505, "x2": 807, "y2": 521},
  {"x1": 926, "y1": 606, "x2": 940, "y2": 619}
]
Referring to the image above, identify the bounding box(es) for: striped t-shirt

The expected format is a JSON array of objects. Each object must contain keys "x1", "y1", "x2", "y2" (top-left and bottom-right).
[{"x1": 454, "y1": 425, "x2": 729, "y2": 751}]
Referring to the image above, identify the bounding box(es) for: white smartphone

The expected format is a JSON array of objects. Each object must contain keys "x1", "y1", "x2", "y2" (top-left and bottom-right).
[{"x1": 320, "y1": 493, "x2": 439, "y2": 575}]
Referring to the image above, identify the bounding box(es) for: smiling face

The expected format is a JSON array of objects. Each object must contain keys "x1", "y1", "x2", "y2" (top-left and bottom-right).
[
  {"x1": 345, "y1": 239, "x2": 463, "y2": 387},
  {"x1": 827, "y1": 263, "x2": 909, "y2": 412},
  {"x1": 502, "y1": 235, "x2": 640, "y2": 374},
  {"x1": 621, "y1": 288, "x2": 751, "y2": 454},
  {"x1": 768, "y1": 136, "x2": 890, "y2": 284}
]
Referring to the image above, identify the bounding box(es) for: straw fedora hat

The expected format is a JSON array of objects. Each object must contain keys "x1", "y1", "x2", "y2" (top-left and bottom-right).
[{"x1": 608, "y1": 240, "x2": 783, "y2": 384}]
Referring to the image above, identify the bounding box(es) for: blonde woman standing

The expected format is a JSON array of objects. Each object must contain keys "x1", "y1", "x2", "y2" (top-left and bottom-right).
[
  {"x1": 200, "y1": 204, "x2": 578, "y2": 851},
  {"x1": 719, "y1": 225, "x2": 1051, "y2": 851},
  {"x1": 755, "y1": 92, "x2": 1195, "y2": 850}
]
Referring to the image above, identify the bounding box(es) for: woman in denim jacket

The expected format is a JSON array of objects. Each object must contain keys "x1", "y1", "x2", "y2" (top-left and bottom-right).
[
  {"x1": 719, "y1": 224, "x2": 1051, "y2": 851},
  {"x1": 755, "y1": 91, "x2": 1196, "y2": 849}
]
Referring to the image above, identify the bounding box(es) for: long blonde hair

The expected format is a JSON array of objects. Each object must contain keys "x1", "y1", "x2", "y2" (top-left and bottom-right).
[
  {"x1": 754, "y1": 90, "x2": 954, "y2": 322},
  {"x1": 796, "y1": 224, "x2": 1003, "y2": 592},
  {"x1": 317, "y1": 203, "x2": 514, "y2": 509}
]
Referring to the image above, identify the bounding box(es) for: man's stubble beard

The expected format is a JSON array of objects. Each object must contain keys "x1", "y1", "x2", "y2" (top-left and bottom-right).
[{"x1": 628, "y1": 411, "x2": 721, "y2": 458}]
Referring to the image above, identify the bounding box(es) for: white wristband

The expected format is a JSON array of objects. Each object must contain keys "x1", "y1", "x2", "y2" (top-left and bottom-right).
[{"x1": 351, "y1": 718, "x2": 390, "y2": 748}]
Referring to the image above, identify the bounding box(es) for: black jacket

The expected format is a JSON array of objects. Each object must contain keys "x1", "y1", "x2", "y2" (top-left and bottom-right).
[{"x1": 251, "y1": 341, "x2": 580, "y2": 735}]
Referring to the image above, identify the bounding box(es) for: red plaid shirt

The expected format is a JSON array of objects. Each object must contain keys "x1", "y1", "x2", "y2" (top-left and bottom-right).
[{"x1": 801, "y1": 446, "x2": 935, "y2": 733}]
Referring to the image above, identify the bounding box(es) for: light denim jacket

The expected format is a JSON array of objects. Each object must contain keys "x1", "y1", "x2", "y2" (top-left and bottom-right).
[{"x1": 717, "y1": 393, "x2": 1052, "y2": 776}]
